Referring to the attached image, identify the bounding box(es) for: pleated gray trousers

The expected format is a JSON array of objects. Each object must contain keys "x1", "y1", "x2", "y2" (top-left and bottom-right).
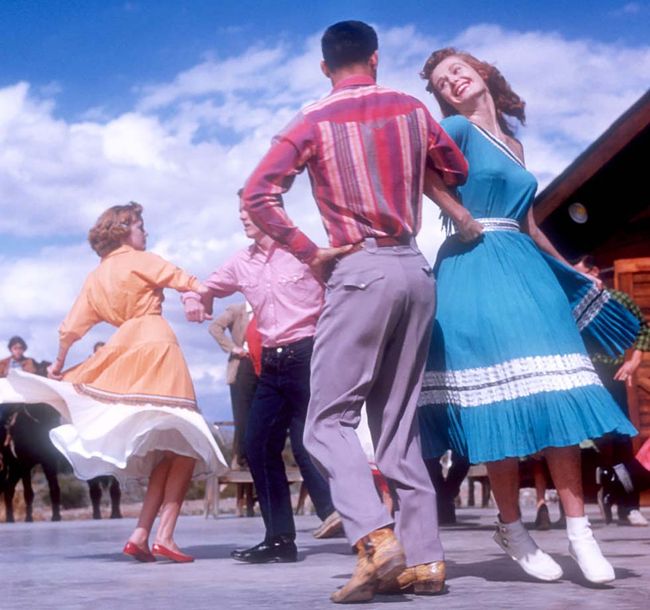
[{"x1": 304, "y1": 238, "x2": 443, "y2": 566}]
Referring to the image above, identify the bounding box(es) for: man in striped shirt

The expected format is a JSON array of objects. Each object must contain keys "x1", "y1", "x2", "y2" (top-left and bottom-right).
[{"x1": 242, "y1": 20, "x2": 472, "y2": 603}]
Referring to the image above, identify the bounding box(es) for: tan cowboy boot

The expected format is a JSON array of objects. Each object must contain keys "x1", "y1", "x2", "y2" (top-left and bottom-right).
[
  {"x1": 377, "y1": 561, "x2": 446, "y2": 595},
  {"x1": 331, "y1": 527, "x2": 405, "y2": 604}
]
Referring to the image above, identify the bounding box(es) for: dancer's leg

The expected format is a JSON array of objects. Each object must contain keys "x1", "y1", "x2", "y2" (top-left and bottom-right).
[
  {"x1": 486, "y1": 458, "x2": 520, "y2": 522},
  {"x1": 128, "y1": 456, "x2": 173, "y2": 548},
  {"x1": 544, "y1": 445, "x2": 584, "y2": 517},
  {"x1": 153, "y1": 454, "x2": 196, "y2": 551}
]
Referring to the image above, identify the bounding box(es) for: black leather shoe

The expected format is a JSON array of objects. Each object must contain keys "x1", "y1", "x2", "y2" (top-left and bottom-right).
[{"x1": 231, "y1": 536, "x2": 297, "y2": 563}]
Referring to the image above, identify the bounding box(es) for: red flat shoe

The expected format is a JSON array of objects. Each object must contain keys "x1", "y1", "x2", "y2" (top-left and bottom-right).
[
  {"x1": 123, "y1": 541, "x2": 156, "y2": 563},
  {"x1": 152, "y1": 543, "x2": 194, "y2": 563}
]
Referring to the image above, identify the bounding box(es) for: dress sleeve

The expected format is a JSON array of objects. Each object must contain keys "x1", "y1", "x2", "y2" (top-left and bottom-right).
[
  {"x1": 137, "y1": 252, "x2": 202, "y2": 293},
  {"x1": 59, "y1": 276, "x2": 103, "y2": 349}
]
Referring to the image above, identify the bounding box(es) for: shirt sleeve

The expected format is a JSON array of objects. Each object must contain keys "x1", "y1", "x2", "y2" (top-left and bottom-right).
[
  {"x1": 426, "y1": 112, "x2": 469, "y2": 187},
  {"x1": 59, "y1": 276, "x2": 103, "y2": 349},
  {"x1": 181, "y1": 255, "x2": 242, "y2": 304},
  {"x1": 241, "y1": 113, "x2": 320, "y2": 263},
  {"x1": 617, "y1": 291, "x2": 650, "y2": 352}
]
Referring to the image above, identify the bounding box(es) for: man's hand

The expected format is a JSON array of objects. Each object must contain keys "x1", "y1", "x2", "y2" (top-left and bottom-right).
[
  {"x1": 184, "y1": 297, "x2": 212, "y2": 323},
  {"x1": 231, "y1": 346, "x2": 249, "y2": 359},
  {"x1": 455, "y1": 210, "x2": 484, "y2": 243},
  {"x1": 308, "y1": 245, "x2": 354, "y2": 282}
]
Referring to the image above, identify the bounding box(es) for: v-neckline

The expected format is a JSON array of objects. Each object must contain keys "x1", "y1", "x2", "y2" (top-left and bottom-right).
[{"x1": 470, "y1": 122, "x2": 526, "y2": 169}]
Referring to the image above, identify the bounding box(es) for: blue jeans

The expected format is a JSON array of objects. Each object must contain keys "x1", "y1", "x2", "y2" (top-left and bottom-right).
[{"x1": 245, "y1": 337, "x2": 335, "y2": 540}]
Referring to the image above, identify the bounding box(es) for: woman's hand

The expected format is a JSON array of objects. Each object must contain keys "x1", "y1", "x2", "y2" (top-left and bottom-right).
[
  {"x1": 614, "y1": 350, "x2": 642, "y2": 387},
  {"x1": 47, "y1": 359, "x2": 64, "y2": 380},
  {"x1": 572, "y1": 266, "x2": 604, "y2": 290}
]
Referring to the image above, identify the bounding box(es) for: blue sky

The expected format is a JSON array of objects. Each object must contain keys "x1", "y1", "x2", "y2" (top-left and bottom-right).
[{"x1": 1, "y1": 1, "x2": 649, "y2": 421}]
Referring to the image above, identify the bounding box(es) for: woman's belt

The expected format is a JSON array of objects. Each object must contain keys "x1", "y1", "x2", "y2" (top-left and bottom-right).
[{"x1": 474, "y1": 217, "x2": 520, "y2": 232}]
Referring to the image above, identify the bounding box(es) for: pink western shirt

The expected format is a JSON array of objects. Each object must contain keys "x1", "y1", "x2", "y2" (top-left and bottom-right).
[{"x1": 184, "y1": 242, "x2": 323, "y2": 348}]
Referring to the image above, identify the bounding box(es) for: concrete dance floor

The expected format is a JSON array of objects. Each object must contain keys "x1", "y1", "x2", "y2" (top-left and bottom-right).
[{"x1": 1, "y1": 505, "x2": 649, "y2": 610}]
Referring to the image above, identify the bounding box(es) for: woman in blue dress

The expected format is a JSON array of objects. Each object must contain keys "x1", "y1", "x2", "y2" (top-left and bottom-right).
[{"x1": 418, "y1": 48, "x2": 638, "y2": 585}]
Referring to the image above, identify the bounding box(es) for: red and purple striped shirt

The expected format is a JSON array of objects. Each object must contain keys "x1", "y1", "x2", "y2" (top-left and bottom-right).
[{"x1": 242, "y1": 74, "x2": 469, "y2": 263}]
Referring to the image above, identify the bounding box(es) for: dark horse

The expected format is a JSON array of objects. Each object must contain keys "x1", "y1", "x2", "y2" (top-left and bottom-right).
[
  {"x1": 0, "y1": 361, "x2": 122, "y2": 521},
  {"x1": 0, "y1": 401, "x2": 64, "y2": 522}
]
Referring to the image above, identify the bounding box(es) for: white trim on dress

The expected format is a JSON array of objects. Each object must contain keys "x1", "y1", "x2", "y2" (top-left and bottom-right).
[{"x1": 419, "y1": 353, "x2": 602, "y2": 408}]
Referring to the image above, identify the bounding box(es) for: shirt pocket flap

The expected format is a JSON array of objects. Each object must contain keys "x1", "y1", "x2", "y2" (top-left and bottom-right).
[{"x1": 342, "y1": 271, "x2": 385, "y2": 290}]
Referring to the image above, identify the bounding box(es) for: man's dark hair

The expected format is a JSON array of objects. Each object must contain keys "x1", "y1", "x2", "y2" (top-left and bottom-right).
[{"x1": 321, "y1": 21, "x2": 378, "y2": 71}]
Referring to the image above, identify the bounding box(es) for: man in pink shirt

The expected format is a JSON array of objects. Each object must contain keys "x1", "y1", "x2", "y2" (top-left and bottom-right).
[
  {"x1": 183, "y1": 195, "x2": 341, "y2": 563},
  {"x1": 241, "y1": 21, "x2": 469, "y2": 603}
]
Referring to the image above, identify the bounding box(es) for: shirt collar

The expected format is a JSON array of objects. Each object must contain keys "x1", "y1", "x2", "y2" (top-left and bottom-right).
[
  {"x1": 104, "y1": 244, "x2": 134, "y2": 259},
  {"x1": 332, "y1": 74, "x2": 376, "y2": 92}
]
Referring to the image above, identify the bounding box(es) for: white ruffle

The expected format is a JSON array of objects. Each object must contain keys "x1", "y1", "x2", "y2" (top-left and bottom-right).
[{"x1": 1, "y1": 371, "x2": 227, "y2": 482}]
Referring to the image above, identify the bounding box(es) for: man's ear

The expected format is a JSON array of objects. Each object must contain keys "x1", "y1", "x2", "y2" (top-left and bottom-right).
[
  {"x1": 320, "y1": 60, "x2": 331, "y2": 79},
  {"x1": 369, "y1": 51, "x2": 378, "y2": 71}
]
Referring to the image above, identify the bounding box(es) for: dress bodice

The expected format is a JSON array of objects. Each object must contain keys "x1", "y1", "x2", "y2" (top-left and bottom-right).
[{"x1": 440, "y1": 115, "x2": 537, "y2": 221}]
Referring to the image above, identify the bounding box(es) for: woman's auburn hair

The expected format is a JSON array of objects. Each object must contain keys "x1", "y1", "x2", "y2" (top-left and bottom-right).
[
  {"x1": 420, "y1": 47, "x2": 526, "y2": 137},
  {"x1": 88, "y1": 202, "x2": 143, "y2": 257}
]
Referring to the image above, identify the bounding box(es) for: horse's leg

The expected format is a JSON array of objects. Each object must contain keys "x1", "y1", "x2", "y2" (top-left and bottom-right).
[
  {"x1": 88, "y1": 477, "x2": 102, "y2": 519},
  {"x1": 109, "y1": 476, "x2": 122, "y2": 519},
  {"x1": 4, "y1": 468, "x2": 21, "y2": 523},
  {"x1": 22, "y1": 469, "x2": 34, "y2": 522},
  {"x1": 42, "y1": 462, "x2": 61, "y2": 522}
]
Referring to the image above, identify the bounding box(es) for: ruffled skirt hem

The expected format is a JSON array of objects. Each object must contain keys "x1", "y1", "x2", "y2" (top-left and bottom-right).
[
  {"x1": 418, "y1": 383, "x2": 637, "y2": 464},
  {"x1": 1, "y1": 371, "x2": 227, "y2": 482}
]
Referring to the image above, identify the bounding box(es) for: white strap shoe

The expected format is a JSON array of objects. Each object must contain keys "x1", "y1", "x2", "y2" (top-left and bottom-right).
[
  {"x1": 566, "y1": 516, "x2": 615, "y2": 584},
  {"x1": 493, "y1": 519, "x2": 563, "y2": 581}
]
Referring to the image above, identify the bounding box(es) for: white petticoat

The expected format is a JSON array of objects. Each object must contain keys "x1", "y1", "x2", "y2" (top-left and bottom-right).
[{"x1": 0, "y1": 370, "x2": 227, "y2": 482}]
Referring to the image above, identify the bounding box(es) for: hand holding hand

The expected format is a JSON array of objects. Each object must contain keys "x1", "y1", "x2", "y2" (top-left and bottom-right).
[{"x1": 184, "y1": 297, "x2": 212, "y2": 323}]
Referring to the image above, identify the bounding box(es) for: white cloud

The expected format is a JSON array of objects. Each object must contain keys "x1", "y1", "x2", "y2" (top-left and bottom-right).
[{"x1": 1, "y1": 23, "x2": 648, "y2": 419}]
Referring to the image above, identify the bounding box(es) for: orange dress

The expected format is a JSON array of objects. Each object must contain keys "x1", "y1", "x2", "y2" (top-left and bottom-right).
[{"x1": 0, "y1": 245, "x2": 227, "y2": 481}]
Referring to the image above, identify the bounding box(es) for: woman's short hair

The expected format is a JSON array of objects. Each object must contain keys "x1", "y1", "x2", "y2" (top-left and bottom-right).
[
  {"x1": 8, "y1": 336, "x2": 27, "y2": 350},
  {"x1": 420, "y1": 48, "x2": 526, "y2": 137},
  {"x1": 88, "y1": 202, "x2": 143, "y2": 257}
]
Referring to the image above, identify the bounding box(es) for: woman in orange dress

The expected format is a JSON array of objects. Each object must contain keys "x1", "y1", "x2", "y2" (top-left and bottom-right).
[{"x1": 1, "y1": 202, "x2": 226, "y2": 562}]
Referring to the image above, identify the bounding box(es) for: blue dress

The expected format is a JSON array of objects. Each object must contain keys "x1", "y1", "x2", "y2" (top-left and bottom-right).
[{"x1": 418, "y1": 115, "x2": 638, "y2": 464}]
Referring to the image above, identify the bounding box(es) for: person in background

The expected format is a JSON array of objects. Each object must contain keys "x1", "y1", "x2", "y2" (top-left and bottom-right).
[
  {"x1": 574, "y1": 255, "x2": 649, "y2": 527},
  {"x1": 0, "y1": 336, "x2": 37, "y2": 377},
  {"x1": 209, "y1": 302, "x2": 260, "y2": 470}
]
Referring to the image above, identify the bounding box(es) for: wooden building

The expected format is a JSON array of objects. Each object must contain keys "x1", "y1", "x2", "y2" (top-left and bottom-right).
[{"x1": 534, "y1": 90, "x2": 650, "y2": 456}]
